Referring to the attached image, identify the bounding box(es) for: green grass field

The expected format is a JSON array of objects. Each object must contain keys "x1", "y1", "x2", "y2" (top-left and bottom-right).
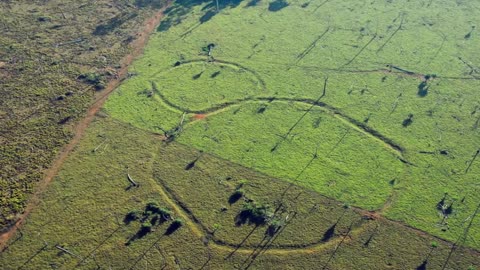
[
  {"x1": 2, "y1": 0, "x2": 480, "y2": 268},
  {"x1": 105, "y1": 0, "x2": 480, "y2": 249},
  {"x1": 1, "y1": 117, "x2": 479, "y2": 269}
]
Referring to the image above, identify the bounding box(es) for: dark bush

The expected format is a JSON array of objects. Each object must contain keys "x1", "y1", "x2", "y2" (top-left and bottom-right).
[
  {"x1": 266, "y1": 218, "x2": 283, "y2": 237},
  {"x1": 146, "y1": 201, "x2": 161, "y2": 213},
  {"x1": 145, "y1": 202, "x2": 172, "y2": 220},
  {"x1": 417, "y1": 81, "x2": 429, "y2": 97},
  {"x1": 78, "y1": 72, "x2": 105, "y2": 90},
  {"x1": 124, "y1": 210, "x2": 142, "y2": 224},
  {"x1": 165, "y1": 218, "x2": 183, "y2": 235},
  {"x1": 235, "y1": 202, "x2": 272, "y2": 226}
]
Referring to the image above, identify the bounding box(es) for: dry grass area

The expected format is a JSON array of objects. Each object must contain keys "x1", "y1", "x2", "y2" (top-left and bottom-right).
[{"x1": 0, "y1": 0, "x2": 166, "y2": 230}]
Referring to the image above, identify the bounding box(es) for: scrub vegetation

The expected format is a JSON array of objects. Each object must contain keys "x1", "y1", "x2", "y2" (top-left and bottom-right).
[{"x1": 0, "y1": 0, "x2": 166, "y2": 232}]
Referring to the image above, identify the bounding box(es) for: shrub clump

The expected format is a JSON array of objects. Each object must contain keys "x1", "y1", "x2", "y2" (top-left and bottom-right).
[
  {"x1": 236, "y1": 202, "x2": 273, "y2": 226},
  {"x1": 124, "y1": 201, "x2": 176, "y2": 244},
  {"x1": 266, "y1": 218, "x2": 284, "y2": 236},
  {"x1": 124, "y1": 209, "x2": 142, "y2": 224},
  {"x1": 78, "y1": 72, "x2": 106, "y2": 90},
  {"x1": 166, "y1": 218, "x2": 183, "y2": 235}
]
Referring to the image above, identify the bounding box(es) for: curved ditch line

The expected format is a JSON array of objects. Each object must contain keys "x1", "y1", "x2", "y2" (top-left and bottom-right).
[
  {"x1": 150, "y1": 146, "x2": 480, "y2": 258},
  {"x1": 149, "y1": 58, "x2": 267, "y2": 91},
  {"x1": 156, "y1": 140, "x2": 480, "y2": 257},
  {"x1": 153, "y1": 87, "x2": 406, "y2": 155},
  {"x1": 150, "y1": 172, "x2": 371, "y2": 254}
]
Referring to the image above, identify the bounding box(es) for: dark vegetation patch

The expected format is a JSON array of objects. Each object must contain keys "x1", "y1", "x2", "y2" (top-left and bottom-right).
[
  {"x1": 78, "y1": 72, "x2": 106, "y2": 90},
  {"x1": 93, "y1": 12, "x2": 138, "y2": 36},
  {"x1": 134, "y1": 0, "x2": 165, "y2": 9},
  {"x1": 125, "y1": 201, "x2": 173, "y2": 244},
  {"x1": 0, "y1": 0, "x2": 161, "y2": 231},
  {"x1": 201, "y1": 43, "x2": 216, "y2": 55},
  {"x1": 417, "y1": 81, "x2": 429, "y2": 97},
  {"x1": 257, "y1": 104, "x2": 268, "y2": 113},
  {"x1": 245, "y1": 0, "x2": 261, "y2": 7},
  {"x1": 235, "y1": 202, "x2": 273, "y2": 226},
  {"x1": 402, "y1": 113, "x2": 414, "y2": 127},
  {"x1": 158, "y1": 0, "x2": 245, "y2": 32},
  {"x1": 268, "y1": 0, "x2": 289, "y2": 11}
]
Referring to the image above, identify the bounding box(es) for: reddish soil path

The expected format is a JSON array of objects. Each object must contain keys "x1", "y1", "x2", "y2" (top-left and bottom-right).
[{"x1": 0, "y1": 6, "x2": 169, "y2": 251}]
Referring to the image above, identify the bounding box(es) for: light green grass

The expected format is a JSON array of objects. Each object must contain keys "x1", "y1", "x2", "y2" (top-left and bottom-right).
[{"x1": 104, "y1": 0, "x2": 480, "y2": 248}]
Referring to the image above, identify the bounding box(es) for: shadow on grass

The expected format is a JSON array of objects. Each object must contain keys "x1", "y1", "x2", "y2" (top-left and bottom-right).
[
  {"x1": 417, "y1": 81, "x2": 429, "y2": 97},
  {"x1": 321, "y1": 224, "x2": 336, "y2": 242},
  {"x1": 157, "y1": 0, "x2": 246, "y2": 33},
  {"x1": 165, "y1": 220, "x2": 183, "y2": 235},
  {"x1": 93, "y1": 13, "x2": 138, "y2": 36},
  {"x1": 228, "y1": 191, "x2": 243, "y2": 205},
  {"x1": 268, "y1": 0, "x2": 289, "y2": 12}
]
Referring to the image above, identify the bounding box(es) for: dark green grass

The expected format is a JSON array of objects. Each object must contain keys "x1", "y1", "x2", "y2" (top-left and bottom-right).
[{"x1": 1, "y1": 117, "x2": 479, "y2": 269}]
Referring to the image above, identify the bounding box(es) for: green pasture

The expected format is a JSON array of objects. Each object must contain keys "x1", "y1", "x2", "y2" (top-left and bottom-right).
[
  {"x1": 2, "y1": 117, "x2": 479, "y2": 269},
  {"x1": 105, "y1": 0, "x2": 480, "y2": 248}
]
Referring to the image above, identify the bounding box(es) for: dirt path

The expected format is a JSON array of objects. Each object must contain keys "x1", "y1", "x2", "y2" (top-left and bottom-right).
[{"x1": 0, "y1": 6, "x2": 169, "y2": 251}]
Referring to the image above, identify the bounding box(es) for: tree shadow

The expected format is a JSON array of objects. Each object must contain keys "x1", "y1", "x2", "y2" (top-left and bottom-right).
[
  {"x1": 417, "y1": 81, "x2": 429, "y2": 97},
  {"x1": 416, "y1": 260, "x2": 427, "y2": 270},
  {"x1": 165, "y1": 220, "x2": 183, "y2": 235},
  {"x1": 228, "y1": 191, "x2": 243, "y2": 205},
  {"x1": 210, "y1": 71, "x2": 221, "y2": 78},
  {"x1": 185, "y1": 154, "x2": 202, "y2": 170},
  {"x1": 134, "y1": 0, "x2": 165, "y2": 8},
  {"x1": 268, "y1": 0, "x2": 289, "y2": 12},
  {"x1": 245, "y1": 0, "x2": 261, "y2": 7},
  {"x1": 93, "y1": 13, "x2": 138, "y2": 36},
  {"x1": 158, "y1": 0, "x2": 247, "y2": 33},
  {"x1": 402, "y1": 114, "x2": 413, "y2": 127},
  {"x1": 321, "y1": 223, "x2": 336, "y2": 242}
]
